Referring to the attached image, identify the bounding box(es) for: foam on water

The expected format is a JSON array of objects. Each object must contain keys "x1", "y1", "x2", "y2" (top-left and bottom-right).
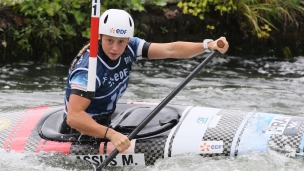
[
  {"x1": 1, "y1": 149, "x2": 304, "y2": 171},
  {"x1": 0, "y1": 56, "x2": 304, "y2": 170}
]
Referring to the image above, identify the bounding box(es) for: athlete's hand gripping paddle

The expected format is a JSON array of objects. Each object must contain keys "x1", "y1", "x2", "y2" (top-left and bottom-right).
[{"x1": 95, "y1": 40, "x2": 225, "y2": 171}]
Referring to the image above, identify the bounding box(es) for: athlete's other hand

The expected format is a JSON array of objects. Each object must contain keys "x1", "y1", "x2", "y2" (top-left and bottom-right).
[{"x1": 210, "y1": 37, "x2": 229, "y2": 54}]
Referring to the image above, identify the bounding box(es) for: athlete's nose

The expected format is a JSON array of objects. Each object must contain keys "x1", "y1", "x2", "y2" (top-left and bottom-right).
[{"x1": 111, "y1": 42, "x2": 119, "y2": 51}]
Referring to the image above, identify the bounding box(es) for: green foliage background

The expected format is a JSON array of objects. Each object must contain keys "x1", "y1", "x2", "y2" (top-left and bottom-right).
[
  {"x1": 178, "y1": 0, "x2": 304, "y2": 38},
  {"x1": 0, "y1": 0, "x2": 304, "y2": 64},
  {"x1": 0, "y1": 0, "x2": 165, "y2": 64}
]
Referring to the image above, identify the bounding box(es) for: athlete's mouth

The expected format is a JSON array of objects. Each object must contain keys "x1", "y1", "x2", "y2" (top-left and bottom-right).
[{"x1": 110, "y1": 52, "x2": 118, "y2": 56}]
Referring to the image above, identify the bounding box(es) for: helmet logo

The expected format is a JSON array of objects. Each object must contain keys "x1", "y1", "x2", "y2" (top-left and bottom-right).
[
  {"x1": 110, "y1": 28, "x2": 115, "y2": 33},
  {"x1": 109, "y1": 28, "x2": 128, "y2": 35}
]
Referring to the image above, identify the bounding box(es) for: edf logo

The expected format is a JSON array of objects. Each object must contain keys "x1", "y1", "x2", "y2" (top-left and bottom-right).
[
  {"x1": 110, "y1": 28, "x2": 127, "y2": 35},
  {"x1": 200, "y1": 141, "x2": 224, "y2": 154},
  {"x1": 211, "y1": 145, "x2": 222, "y2": 149},
  {"x1": 116, "y1": 29, "x2": 127, "y2": 34}
]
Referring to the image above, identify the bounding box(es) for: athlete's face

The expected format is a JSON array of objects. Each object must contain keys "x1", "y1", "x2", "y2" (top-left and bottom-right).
[{"x1": 101, "y1": 35, "x2": 129, "y2": 60}]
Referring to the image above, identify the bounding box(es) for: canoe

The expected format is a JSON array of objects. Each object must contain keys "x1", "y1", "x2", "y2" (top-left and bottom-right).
[{"x1": 0, "y1": 102, "x2": 303, "y2": 166}]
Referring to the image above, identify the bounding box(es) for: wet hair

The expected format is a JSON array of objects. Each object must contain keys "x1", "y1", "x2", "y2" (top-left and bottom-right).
[
  {"x1": 69, "y1": 42, "x2": 89, "y2": 71},
  {"x1": 77, "y1": 35, "x2": 102, "y2": 57},
  {"x1": 70, "y1": 35, "x2": 102, "y2": 70},
  {"x1": 77, "y1": 43, "x2": 90, "y2": 57}
]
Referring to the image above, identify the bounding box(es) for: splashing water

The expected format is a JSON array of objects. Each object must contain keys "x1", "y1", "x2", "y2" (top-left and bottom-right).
[{"x1": 0, "y1": 55, "x2": 303, "y2": 170}]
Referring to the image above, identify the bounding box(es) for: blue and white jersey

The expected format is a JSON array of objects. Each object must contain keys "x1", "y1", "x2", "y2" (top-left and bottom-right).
[{"x1": 64, "y1": 37, "x2": 148, "y2": 117}]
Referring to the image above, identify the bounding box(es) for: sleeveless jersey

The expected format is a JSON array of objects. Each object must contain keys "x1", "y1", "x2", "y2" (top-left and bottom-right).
[{"x1": 64, "y1": 37, "x2": 147, "y2": 117}]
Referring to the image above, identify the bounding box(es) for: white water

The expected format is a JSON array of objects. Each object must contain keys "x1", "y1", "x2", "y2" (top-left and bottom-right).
[{"x1": 0, "y1": 55, "x2": 304, "y2": 171}]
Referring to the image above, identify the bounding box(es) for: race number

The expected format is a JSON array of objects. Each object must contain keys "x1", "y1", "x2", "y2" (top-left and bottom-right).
[
  {"x1": 107, "y1": 84, "x2": 127, "y2": 111},
  {"x1": 91, "y1": 0, "x2": 100, "y2": 17}
]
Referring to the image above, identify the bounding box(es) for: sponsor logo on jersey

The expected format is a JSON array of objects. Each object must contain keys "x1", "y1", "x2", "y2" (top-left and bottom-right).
[
  {"x1": 124, "y1": 56, "x2": 132, "y2": 64},
  {"x1": 76, "y1": 55, "x2": 83, "y2": 65},
  {"x1": 0, "y1": 118, "x2": 11, "y2": 131},
  {"x1": 102, "y1": 68, "x2": 129, "y2": 86}
]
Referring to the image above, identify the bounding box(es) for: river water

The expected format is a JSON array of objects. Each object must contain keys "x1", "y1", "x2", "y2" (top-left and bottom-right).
[{"x1": 0, "y1": 54, "x2": 304, "y2": 171}]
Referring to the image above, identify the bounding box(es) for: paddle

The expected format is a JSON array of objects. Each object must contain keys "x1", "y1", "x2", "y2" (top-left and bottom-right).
[
  {"x1": 95, "y1": 40, "x2": 225, "y2": 171},
  {"x1": 87, "y1": 0, "x2": 100, "y2": 98}
]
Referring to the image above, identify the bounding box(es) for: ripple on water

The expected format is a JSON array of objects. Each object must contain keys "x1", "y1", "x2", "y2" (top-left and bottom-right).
[{"x1": 0, "y1": 57, "x2": 304, "y2": 170}]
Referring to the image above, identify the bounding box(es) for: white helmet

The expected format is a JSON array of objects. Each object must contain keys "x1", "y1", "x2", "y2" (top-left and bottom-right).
[{"x1": 99, "y1": 9, "x2": 134, "y2": 38}]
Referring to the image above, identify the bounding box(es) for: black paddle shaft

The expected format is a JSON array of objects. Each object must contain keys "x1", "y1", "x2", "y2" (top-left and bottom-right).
[{"x1": 96, "y1": 41, "x2": 224, "y2": 171}]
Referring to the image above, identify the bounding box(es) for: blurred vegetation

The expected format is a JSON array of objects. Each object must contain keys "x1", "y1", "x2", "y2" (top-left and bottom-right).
[
  {"x1": 0, "y1": 0, "x2": 165, "y2": 64},
  {"x1": 178, "y1": 0, "x2": 304, "y2": 38},
  {"x1": 0, "y1": 0, "x2": 304, "y2": 64},
  {"x1": 177, "y1": 0, "x2": 304, "y2": 59}
]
